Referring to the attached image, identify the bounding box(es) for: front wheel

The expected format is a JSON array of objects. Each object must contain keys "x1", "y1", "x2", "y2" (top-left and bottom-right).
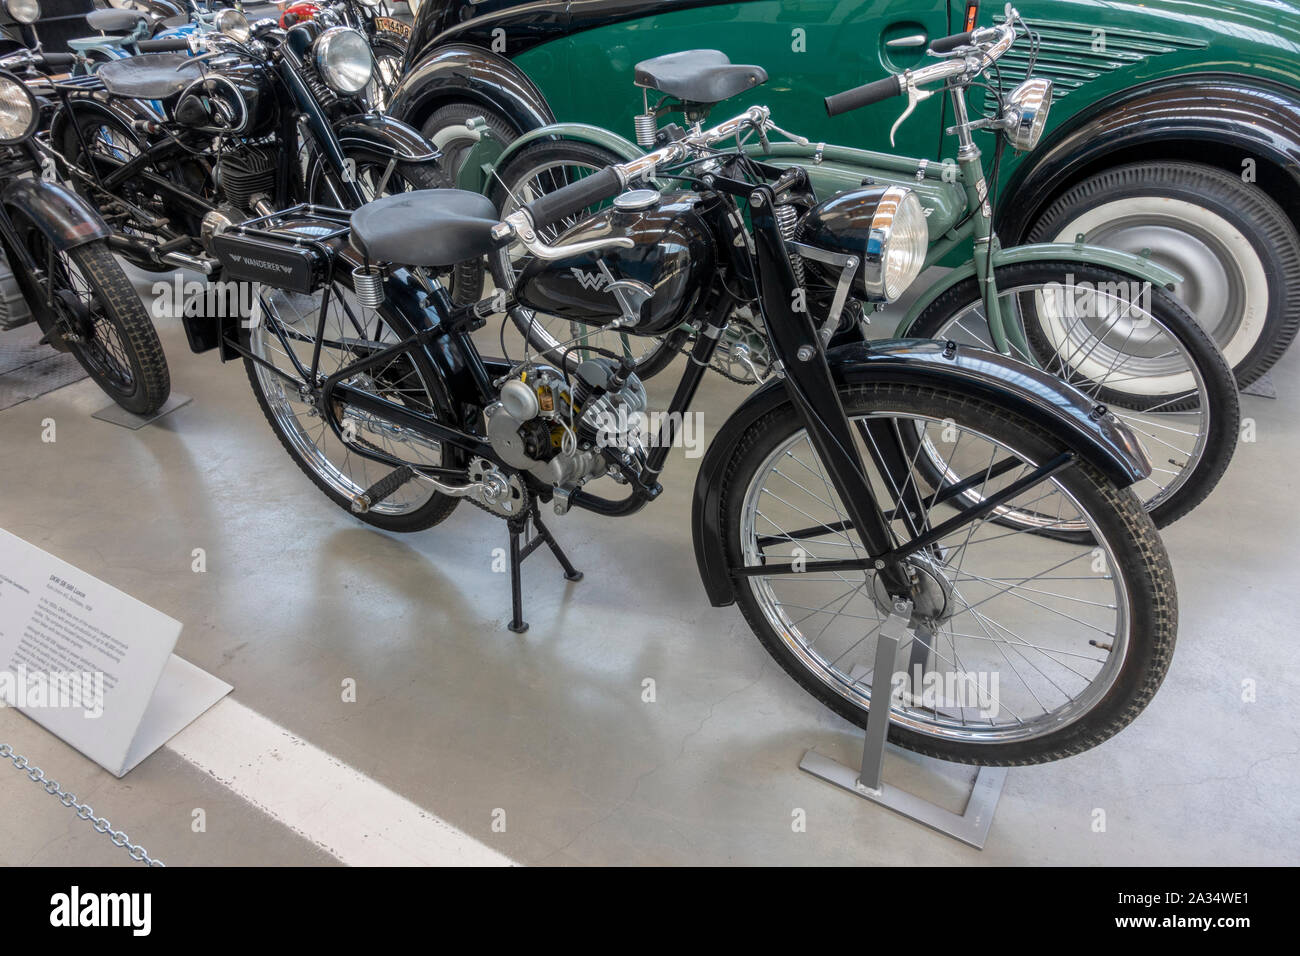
[
  {"x1": 902, "y1": 260, "x2": 1239, "y2": 529},
  {"x1": 11, "y1": 219, "x2": 169, "y2": 415},
  {"x1": 720, "y1": 381, "x2": 1177, "y2": 766}
]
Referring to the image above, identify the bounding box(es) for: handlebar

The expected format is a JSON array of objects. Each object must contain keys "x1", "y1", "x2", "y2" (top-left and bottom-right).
[
  {"x1": 824, "y1": 17, "x2": 1017, "y2": 117},
  {"x1": 825, "y1": 74, "x2": 902, "y2": 117},
  {"x1": 494, "y1": 105, "x2": 774, "y2": 259},
  {"x1": 136, "y1": 36, "x2": 194, "y2": 53}
]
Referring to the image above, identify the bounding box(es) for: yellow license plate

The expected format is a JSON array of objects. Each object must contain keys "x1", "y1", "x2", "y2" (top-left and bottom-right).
[{"x1": 374, "y1": 17, "x2": 412, "y2": 40}]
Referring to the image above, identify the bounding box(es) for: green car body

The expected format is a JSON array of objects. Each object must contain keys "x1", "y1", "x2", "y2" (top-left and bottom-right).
[{"x1": 393, "y1": 0, "x2": 1300, "y2": 385}]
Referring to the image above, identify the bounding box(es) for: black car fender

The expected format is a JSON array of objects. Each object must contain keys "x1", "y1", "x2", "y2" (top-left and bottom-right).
[
  {"x1": 999, "y1": 73, "x2": 1300, "y2": 240},
  {"x1": 691, "y1": 339, "x2": 1152, "y2": 608},
  {"x1": 333, "y1": 112, "x2": 442, "y2": 167},
  {"x1": 386, "y1": 42, "x2": 555, "y2": 138}
]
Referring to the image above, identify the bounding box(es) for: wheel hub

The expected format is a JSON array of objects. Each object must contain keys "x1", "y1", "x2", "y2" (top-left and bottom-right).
[{"x1": 870, "y1": 553, "x2": 954, "y2": 624}]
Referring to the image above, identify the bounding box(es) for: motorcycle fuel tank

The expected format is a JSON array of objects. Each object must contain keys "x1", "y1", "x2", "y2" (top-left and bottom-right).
[{"x1": 515, "y1": 190, "x2": 715, "y2": 336}]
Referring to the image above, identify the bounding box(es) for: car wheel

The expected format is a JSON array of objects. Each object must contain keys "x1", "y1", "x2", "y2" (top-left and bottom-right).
[
  {"x1": 420, "y1": 102, "x2": 518, "y2": 188},
  {"x1": 1027, "y1": 161, "x2": 1300, "y2": 389}
]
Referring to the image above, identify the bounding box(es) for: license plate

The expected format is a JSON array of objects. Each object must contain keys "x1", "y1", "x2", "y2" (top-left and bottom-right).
[{"x1": 374, "y1": 17, "x2": 412, "y2": 40}]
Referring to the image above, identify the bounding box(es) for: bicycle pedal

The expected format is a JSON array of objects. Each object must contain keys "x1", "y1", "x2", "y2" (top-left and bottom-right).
[{"x1": 351, "y1": 465, "x2": 416, "y2": 514}]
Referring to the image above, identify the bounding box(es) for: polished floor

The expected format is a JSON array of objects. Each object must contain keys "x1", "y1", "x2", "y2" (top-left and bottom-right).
[{"x1": 1, "y1": 273, "x2": 1297, "y2": 866}]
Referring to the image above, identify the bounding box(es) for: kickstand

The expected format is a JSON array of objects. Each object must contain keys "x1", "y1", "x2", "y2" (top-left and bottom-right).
[{"x1": 506, "y1": 500, "x2": 583, "y2": 634}]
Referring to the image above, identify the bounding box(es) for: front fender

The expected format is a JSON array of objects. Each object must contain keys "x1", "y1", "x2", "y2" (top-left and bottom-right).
[
  {"x1": 2, "y1": 178, "x2": 110, "y2": 252},
  {"x1": 896, "y1": 242, "x2": 1183, "y2": 335},
  {"x1": 491, "y1": 122, "x2": 646, "y2": 174},
  {"x1": 333, "y1": 113, "x2": 441, "y2": 165},
  {"x1": 691, "y1": 339, "x2": 1151, "y2": 607},
  {"x1": 386, "y1": 42, "x2": 555, "y2": 138}
]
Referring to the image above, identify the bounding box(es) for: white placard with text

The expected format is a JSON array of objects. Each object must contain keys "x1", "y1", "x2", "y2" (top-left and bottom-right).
[{"x1": 0, "y1": 529, "x2": 230, "y2": 776}]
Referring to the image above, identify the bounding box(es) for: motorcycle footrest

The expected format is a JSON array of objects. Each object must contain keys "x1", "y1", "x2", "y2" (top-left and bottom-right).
[{"x1": 351, "y1": 465, "x2": 415, "y2": 514}]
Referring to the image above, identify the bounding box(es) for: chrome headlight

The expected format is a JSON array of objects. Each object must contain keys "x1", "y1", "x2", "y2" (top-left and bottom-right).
[
  {"x1": 214, "y1": 8, "x2": 251, "y2": 42},
  {"x1": 864, "y1": 186, "x2": 928, "y2": 302},
  {"x1": 4, "y1": 0, "x2": 39, "y2": 25},
  {"x1": 313, "y1": 27, "x2": 373, "y2": 95},
  {"x1": 0, "y1": 71, "x2": 37, "y2": 146},
  {"x1": 1002, "y1": 78, "x2": 1053, "y2": 152}
]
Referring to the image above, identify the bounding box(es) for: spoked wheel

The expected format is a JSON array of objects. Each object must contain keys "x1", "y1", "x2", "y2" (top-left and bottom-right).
[
  {"x1": 303, "y1": 151, "x2": 481, "y2": 305},
  {"x1": 243, "y1": 273, "x2": 461, "y2": 532},
  {"x1": 59, "y1": 109, "x2": 177, "y2": 272},
  {"x1": 487, "y1": 139, "x2": 681, "y2": 378},
  {"x1": 722, "y1": 382, "x2": 1177, "y2": 766},
  {"x1": 904, "y1": 261, "x2": 1239, "y2": 530},
  {"x1": 12, "y1": 216, "x2": 169, "y2": 415},
  {"x1": 365, "y1": 36, "x2": 407, "y2": 112}
]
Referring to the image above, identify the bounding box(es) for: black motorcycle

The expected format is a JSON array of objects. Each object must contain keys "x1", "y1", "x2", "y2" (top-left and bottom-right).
[
  {"x1": 195, "y1": 90, "x2": 1179, "y2": 766},
  {"x1": 0, "y1": 59, "x2": 169, "y2": 414},
  {"x1": 45, "y1": 13, "x2": 450, "y2": 280}
]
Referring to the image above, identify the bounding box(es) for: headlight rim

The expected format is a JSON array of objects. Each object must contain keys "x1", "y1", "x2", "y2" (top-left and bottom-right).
[
  {"x1": 1002, "y1": 77, "x2": 1053, "y2": 152},
  {"x1": 0, "y1": 70, "x2": 38, "y2": 147},
  {"x1": 213, "y1": 8, "x2": 252, "y2": 43},
  {"x1": 4, "y1": 0, "x2": 40, "y2": 26},
  {"x1": 862, "y1": 185, "x2": 928, "y2": 303},
  {"x1": 312, "y1": 26, "x2": 374, "y2": 96}
]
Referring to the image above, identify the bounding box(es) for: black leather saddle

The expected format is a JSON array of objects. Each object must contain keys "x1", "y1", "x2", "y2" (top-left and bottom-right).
[
  {"x1": 86, "y1": 8, "x2": 149, "y2": 33},
  {"x1": 350, "y1": 190, "x2": 501, "y2": 268},
  {"x1": 96, "y1": 53, "x2": 205, "y2": 100},
  {"x1": 634, "y1": 50, "x2": 767, "y2": 104}
]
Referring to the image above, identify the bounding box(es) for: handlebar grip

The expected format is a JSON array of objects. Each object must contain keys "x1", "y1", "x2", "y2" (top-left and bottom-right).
[
  {"x1": 38, "y1": 52, "x2": 76, "y2": 68},
  {"x1": 136, "y1": 36, "x2": 193, "y2": 52},
  {"x1": 825, "y1": 74, "x2": 903, "y2": 117},
  {"x1": 522, "y1": 166, "x2": 624, "y2": 230},
  {"x1": 929, "y1": 30, "x2": 975, "y2": 54}
]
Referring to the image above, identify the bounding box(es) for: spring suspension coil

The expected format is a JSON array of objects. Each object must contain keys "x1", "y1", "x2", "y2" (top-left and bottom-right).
[
  {"x1": 633, "y1": 113, "x2": 658, "y2": 149},
  {"x1": 352, "y1": 266, "x2": 385, "y2": 307},
  {"x1": 774, "y1": 204, "x2": 806, "y2": 288},
  {"x1": 301, "y1": 60, "x2": 338, "y2": 110}
]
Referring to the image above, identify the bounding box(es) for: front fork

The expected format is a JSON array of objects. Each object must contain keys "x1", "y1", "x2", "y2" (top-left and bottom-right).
[
  {"x1": 748, "y1": 186, "x2": 914, "y2": 597},
  {"x1": 958, "y1": 146, "x2": 1036, "y2": 361}
]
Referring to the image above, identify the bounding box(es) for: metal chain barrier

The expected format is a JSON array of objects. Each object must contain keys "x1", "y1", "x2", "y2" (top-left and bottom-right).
[{"x1": 0, "y1": 742, "x2": 164, "y2": 866}]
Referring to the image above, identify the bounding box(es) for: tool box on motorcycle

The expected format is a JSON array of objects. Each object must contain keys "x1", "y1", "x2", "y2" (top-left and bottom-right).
[{"x1": 210, "y1": 204, "x2": 352, "y2": 295}]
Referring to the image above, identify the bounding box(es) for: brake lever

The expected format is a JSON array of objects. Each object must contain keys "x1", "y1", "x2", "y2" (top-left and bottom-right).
[
  {"x1": 495, "y1": 212, "x2": 634, "y2": 261},
  {"x1": 890, "y1": 81, "x2": 933, "y2": 147}
]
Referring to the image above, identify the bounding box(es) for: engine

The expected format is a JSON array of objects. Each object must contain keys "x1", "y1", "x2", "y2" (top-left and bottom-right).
[{"x1": 485, "y1": 358, "x2": 649, "y2": 491}]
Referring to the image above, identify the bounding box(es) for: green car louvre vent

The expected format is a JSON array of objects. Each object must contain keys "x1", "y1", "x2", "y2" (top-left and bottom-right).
[{"x1": 980, "y1": 16, "x2": 1208, "y2": 117}]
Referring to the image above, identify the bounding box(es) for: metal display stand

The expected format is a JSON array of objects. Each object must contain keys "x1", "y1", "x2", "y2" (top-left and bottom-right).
[
  {"x1": 91, "y1": 393, "x2": 192, "y2": 429},
  {"x1": 799, "y1": 600, "x2": 1007, "y2": 849}
]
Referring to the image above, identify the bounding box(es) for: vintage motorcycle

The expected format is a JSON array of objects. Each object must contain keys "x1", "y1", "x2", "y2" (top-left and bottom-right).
[
  {"x1": 45, "y1": 15, "x2": 450, "y2": 280},
  {"x1": 194, "y1": 94, "x2": 1178, "y2": 766},
  {"x1": 482, "y1": 16, "x2": 1238, "y2": 531},
  {"x1": 276, "y1": 0, "x2": 409, "y2": 109},
  {"x1": 0, "y1": 60, "x2": 170, "y2": 414}
]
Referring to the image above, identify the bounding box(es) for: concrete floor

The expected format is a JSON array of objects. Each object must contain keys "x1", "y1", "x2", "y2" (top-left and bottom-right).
[{"x1": 1, "y1": 272, "x2": 1297, "y2": 866}]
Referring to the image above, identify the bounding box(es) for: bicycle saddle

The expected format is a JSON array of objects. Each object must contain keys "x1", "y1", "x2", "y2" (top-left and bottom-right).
[
  {"x1": 350, "y1": 190, "x2": 501, "y2": 268},
  {"x1": 86, "y1": 8, "x2": 149, "y2": 33},
  {"x1": 96, "y1": 53, "x2": 204, "y2": 100},
  {"x1": 634, "y1": 50, "x2": 767, "y2": 104}
]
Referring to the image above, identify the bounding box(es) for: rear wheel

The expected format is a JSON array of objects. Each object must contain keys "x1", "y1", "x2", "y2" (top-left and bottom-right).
[
  {"x1": 243, "y1": 271, "x2": 461, "y2": 532},
  {"x1": 487, "y1": 138, "x2": 681, "y2": 378},
  {"x1": 721, "y1": 381, "x2": 1177, "y2": 766},
  {"x1": 59, "y1": 107, "x2": 177, "y2": 273}
]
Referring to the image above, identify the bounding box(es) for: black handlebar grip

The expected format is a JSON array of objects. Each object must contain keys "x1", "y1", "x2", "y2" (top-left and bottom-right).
[
  {"x1": 825, "y1": 74, "x2": 903, "y2": 117},
  {"x1": 522, "y1": 166, "x2": 624, "y2": 230},
  {"x1": 929, "y1": 30, "x2": 975, "y2": 53},
  {"x1": 136, "y1": 36, "x2": 192, "y2": 52},
  {"x1": 38, "y1": 52, "x2": 76, "y2": 68}
]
